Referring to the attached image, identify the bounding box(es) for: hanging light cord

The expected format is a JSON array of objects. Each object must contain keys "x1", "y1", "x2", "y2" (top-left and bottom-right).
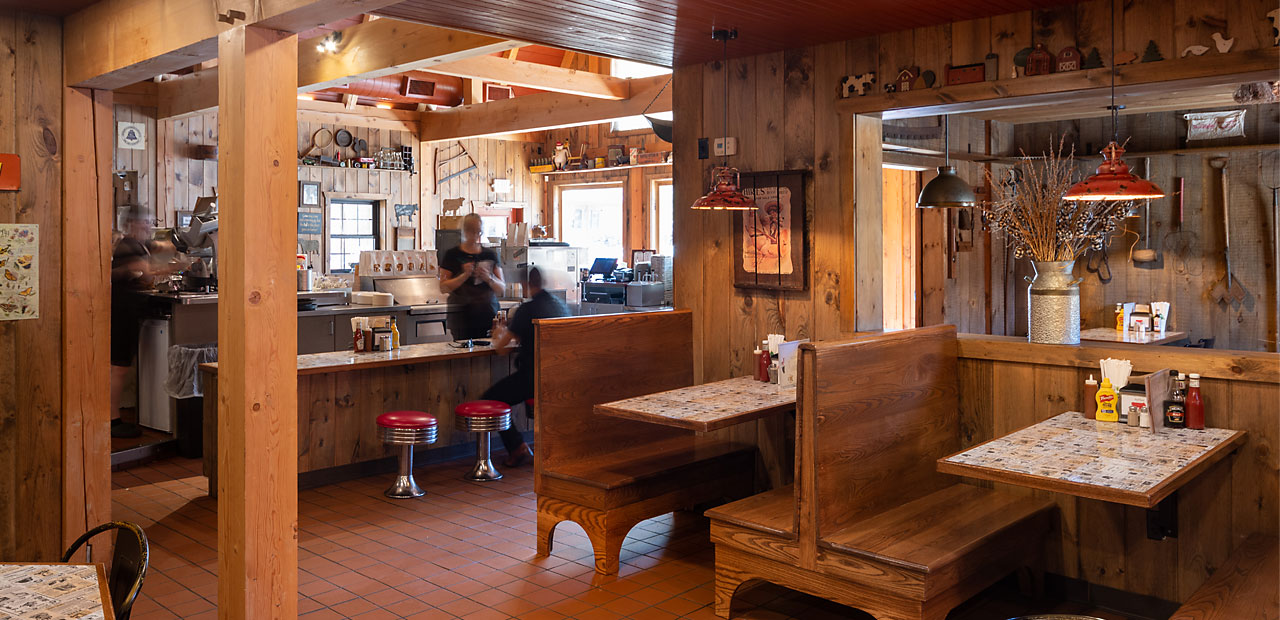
[
  {"x1": 721, "y1": 32, "x2": 730, "y2": 168},
  {"x1": 1109, "y1": 0, "x2": 1119, "y2": 144},
  {"x1": 943, "y1": 115, "x2": 950, "y2": 167}
]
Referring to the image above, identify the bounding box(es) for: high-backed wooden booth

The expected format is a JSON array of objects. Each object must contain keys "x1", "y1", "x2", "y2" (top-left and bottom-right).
[
  {"x1": 708, "y1": 326, "x2": 1056, "y2": 620},
  {"x1": 533, "y1": 310, "x2": 756, "y2": 575}
]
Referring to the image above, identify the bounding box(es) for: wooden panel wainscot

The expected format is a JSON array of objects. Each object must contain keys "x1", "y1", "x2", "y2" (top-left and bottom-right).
[{"x1": 955, "y1": 334, "x2": 1279, "y2": 602}]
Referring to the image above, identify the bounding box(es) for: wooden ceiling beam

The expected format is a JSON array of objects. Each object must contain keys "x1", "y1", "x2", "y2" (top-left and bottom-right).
[
  {"x1": 157, "y1": 19, "x2": 521, "y2": 119},
  {"x1": 296, "y1": 98, "x2": 421, "y2": 134},
  {"x1": 419, "y1": 74, "x2": 671, "y2": 142},
  {"x1": 422, "y1": 55, "x2": 630, "y2": 99},
  {"x1": 65, "y1": 0, "x2": 407, "y2": 89}
]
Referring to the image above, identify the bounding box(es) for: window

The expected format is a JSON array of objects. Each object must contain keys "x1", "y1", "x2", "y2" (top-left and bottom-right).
[
  {"x1": 328, "y1": 200, "x2": 379, "y2": 272},
  {"x1": 556, "y1": 184, "x2": 625, "y2": 264},
  {"x1": 611, "y1": 59, "x2": 673, "y2": 132},
  {"x1": 650, "y1": 179, "x2": 674, "y2": 255}
]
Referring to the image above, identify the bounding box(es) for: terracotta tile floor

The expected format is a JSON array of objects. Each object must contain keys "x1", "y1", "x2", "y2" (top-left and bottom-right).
[{"x1": 113, "y1": 456, "x2": 1143, "y2": 620}]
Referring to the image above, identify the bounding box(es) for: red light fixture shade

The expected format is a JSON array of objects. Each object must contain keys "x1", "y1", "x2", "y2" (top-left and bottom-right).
[
  {"x1": 1063, "y1": 141, "x2": 1165, "y2": 201},
  {"x1": 691, "y1": 167, "x2": 756, "y2": 210}
]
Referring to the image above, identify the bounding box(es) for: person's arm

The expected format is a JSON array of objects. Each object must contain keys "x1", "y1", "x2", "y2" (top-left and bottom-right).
[
  {"x1": 493, "y1": 304, "x2": 530, "y2": 352},
  {"x1": 477, "y1": 261, "x2": 505, "y2": 296},
  {"x1": 491, "y1": 322, "x2": 517, "y2": 352},
  {"x1": 438, "y1": 262, "x2": 474, "y2": 294}
]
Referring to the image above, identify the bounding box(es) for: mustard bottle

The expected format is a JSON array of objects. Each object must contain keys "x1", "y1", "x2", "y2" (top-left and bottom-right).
[
  {"x1": 390, "y1": 316, "x2": 401, "y2": 349},
  {"x1": 1095, "y1": 378, "x2": 1119, "y2": 422},
  {"x1": 1114, "y1": 303, "x2": 1125, "y2": 331}
]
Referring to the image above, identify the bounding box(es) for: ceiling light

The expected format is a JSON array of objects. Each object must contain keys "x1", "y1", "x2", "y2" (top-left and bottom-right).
[
  {"x1": 1062, "y1": 0, "x2": 1163, "y2": 202},
  {"x1": 691, "y1": 28, "x2": 754, "y2": 211},
  {"x1": 916, "y1": 115, "x2": 977, "y2": 209},
  {"x1": 316, "y1": 31, "x2": 343, "y2": 54}
]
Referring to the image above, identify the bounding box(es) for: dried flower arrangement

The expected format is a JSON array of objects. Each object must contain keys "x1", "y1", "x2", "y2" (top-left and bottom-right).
[{"x1": 984, "y1": 139, "x2": 1132, "y2": 261}]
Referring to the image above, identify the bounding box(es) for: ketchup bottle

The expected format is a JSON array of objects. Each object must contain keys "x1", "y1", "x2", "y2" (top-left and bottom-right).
[{"x1": 1185, "y1": 373, "x2": 1204, "y2": 429}]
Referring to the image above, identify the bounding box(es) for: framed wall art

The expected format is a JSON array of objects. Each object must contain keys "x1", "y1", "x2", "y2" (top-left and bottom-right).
[
  {"x1": 732, "y1": 170, "x2": 808, "y2": 291},
  {"x1": 299, "y1": 181, "x2": 321, "y2": 207}
]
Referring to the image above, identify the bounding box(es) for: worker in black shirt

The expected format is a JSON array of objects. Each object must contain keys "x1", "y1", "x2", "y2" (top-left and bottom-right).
[
  {"x1": 439, "y1": 213, "x2": 504, "y2": 340},
  {"x1": 485, "y1": 267, "x2": 569, "y2": 466},
  {"x1": 110, "y1": 208, "x2": 153, "y2": 438}
]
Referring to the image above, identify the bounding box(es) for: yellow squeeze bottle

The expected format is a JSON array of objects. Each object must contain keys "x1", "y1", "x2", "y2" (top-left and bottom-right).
[{"x1": 1095, "y1": 378, "x2": 1119, "y2": 422}]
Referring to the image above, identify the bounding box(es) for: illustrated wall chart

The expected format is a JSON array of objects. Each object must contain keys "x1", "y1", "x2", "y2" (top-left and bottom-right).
[{"x1": 0, "y1": 223, "x2": 38, "y2": 320}]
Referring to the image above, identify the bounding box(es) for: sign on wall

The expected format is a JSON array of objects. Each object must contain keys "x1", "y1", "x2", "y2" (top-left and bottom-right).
[
  {"x1": 0, "y1": 224, "x2": 38, "y2": 320},
  {"x1": 0, "y1": 154, "x2": 19, "y2": 190},
  {"x1": 298, "y1": 211, "x2": 324, "y2": 235},
  {"x1": 117, "y1": 122, "x2": 146, "y2": 150}
]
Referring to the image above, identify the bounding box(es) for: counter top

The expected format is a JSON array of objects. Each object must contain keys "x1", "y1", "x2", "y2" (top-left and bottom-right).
[
  {"x1": 147, "y1": 290, "x2": 349, "y2": 305},
  {"x1": 201, "y1": 341, "x2": 502, "y2": 376},
  {"x1": 1079, "y1": 327, "x2": 1188, "y2": 346}
]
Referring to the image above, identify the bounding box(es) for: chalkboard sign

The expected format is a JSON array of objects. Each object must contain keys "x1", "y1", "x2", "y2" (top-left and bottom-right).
[
  {"x1": 298, "y1": 211, "x2": 324, "y2": 235},
  {"x1": 394, "y1": 203, "x2": 419, "y2": 218}
]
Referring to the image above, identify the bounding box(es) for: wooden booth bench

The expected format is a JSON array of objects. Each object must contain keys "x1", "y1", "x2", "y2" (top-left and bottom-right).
[
  {"x1": 533, "y1": 310, "x2": 756, "y2": 575},
  {"x1": 706, "y1": 326, "x2": 1056, "y2": 620},
  {"x1": 1169, "y1": 533, "x2": 1278, "y2": 620}
]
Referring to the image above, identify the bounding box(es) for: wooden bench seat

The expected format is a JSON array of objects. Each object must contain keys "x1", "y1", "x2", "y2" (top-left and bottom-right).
[
  {"x1": 534, "y1": 311, "x2": 756, "y2": 575},
  {"x1": 1170, "y1": 533, "x2": 1278, "y2": 620},
  {"x1": 709, "y1": 326, "x2": 1056, "y2": 620}
]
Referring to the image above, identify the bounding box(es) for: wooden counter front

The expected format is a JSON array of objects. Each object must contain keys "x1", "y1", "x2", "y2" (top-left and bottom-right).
[{"x1": 201, "y1": 343, "x2": 512, "y2": 493}]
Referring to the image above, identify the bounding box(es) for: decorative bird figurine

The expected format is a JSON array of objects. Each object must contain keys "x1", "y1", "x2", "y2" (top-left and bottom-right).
[
  {"x1": 1181, "y1": 45, "x2": 1209, "y2": 57},
  {"x1": 1211, "y1": 32, "x2": 1234, "y2": 53}
]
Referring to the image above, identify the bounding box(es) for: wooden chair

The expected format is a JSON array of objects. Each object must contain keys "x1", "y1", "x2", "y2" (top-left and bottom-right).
[
  {"x1": 534, "y1": 310, "x2": 755, "y2": 575},
  {"x1": 707, "y1": 326, "x2": 1056, "y2": 620},
  {"x1": 1169, "y1": 533, "x2": 1278, "y2": 620}
]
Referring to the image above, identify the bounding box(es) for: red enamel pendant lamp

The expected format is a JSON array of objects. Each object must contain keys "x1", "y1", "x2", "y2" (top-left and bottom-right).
[
  {"x1": 1062, "y1": 0, "x2": 1163, "y2": 202},
  {"x1": 692, "y1": 28, "x2": 755, "y2": 211},
  {"x1": 1063, "y1": 141, "x2": 1164, "y2": 201}
]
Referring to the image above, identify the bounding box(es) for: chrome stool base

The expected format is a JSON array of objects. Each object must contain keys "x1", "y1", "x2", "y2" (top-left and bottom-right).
[
  {"x1": 378, "y1": 424, "x2": 437, "y2": 499},
  {"x1": 385, "y1": 474, "x2": 426, "y2": 499},
  {"x1": 464, "y1": 431, "x2": 504, "y2": 482}
]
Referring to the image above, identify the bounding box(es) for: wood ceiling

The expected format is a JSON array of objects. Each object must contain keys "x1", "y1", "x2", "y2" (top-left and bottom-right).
[
  {"x1": 0, "y1": 0, "x2": 98, "y2": 15},
  {"x1": 375, "y1": 0, "x2": 1084, "y2": 67}
]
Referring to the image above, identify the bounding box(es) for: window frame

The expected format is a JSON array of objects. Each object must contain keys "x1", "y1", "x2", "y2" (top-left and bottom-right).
[
  {"x1": 325, "y1": 198, "x2": 382, "y2": 274},
  {"x1": 553, "y1": 180, "x2": 627, "y2": 264},
  {"x1": 649, "y1": 177, "x2": 674, "y2": 255}
]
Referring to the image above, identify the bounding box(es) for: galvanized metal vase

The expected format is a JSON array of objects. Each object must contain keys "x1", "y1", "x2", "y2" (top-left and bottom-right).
[{"x1": 1027, "y1": 260, "x2": 1081, "y2": 345}]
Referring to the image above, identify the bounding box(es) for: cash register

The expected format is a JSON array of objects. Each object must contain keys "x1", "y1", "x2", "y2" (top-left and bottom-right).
[{"x1": 581, "y1": 257, "x2": 628, "y2": 304}]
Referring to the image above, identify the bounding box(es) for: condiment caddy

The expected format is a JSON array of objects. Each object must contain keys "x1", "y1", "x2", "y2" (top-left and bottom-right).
[
  {"x1": 1085, "y1": 358, "x2": 1209, "y2": 431},
  {"x1": 350, "y1": 315, "x2": 401, "y2": 353}
]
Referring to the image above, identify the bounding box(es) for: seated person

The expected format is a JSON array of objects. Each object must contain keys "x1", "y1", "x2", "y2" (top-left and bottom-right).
[{"x1": 485, "y1": 267, "x2": 570, "y2": 467}]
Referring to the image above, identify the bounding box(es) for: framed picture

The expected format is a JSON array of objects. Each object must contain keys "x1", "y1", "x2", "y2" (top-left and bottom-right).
[
  {"x1": 733, "y1": 170, "x2": 807, "y2": 291},
  {"x1": 299, "y1": 181, "x2": 321, "y2": 207}
]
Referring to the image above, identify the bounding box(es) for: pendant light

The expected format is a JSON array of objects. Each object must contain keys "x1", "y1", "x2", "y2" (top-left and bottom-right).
[
  {"x1": 692, "y1": 28, "x2": 755, "y2": 211},
  {"x1": 916, "y1": 115, "x2": 977, "y2": 208},
  {"x1": 1063, "y1": 0, "x2": 1164, "y2": 202}
]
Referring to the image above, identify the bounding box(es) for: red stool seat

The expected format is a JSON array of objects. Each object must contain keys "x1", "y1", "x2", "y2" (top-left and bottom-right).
[
  {"x1": 377, "y1": 411, "x2": 438, "y2": 429},
  {"x1": 455, "y1": 400, "x2": 512, "y2": 418}
]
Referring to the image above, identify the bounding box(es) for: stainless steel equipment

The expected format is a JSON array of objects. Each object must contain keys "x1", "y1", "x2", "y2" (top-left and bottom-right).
[
  {"x1": 625, "y1": 277, "x2": 665, "y2": 307},
  {"x1": 366, "y1": 275, "x2": 453, "y2": 343},
  {"x1": 527, "y1": 245, "x2": 584, "y2": 304}
]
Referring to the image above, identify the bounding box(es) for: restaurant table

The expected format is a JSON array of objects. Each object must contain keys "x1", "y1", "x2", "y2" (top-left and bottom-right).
[
  {"x1": 0, "y1": 563, "x2": 114, "y2": 619},
  {"x1": 938, "y1": 411, "x2": 1246, "y2": 539},
  {"x1": 1079, "y1": 327, "x2": 1188, "y2": 345},
  {"x1": 594, "y1": 375, "x2": 797, "y2": 432}
]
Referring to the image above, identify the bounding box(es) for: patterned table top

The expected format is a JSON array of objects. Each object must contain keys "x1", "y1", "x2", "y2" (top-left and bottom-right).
[
  {"x1": 1079, "y1": 327, "x2": 1188, "y2": 345},
  {"x1": 938, "y1": 411, "x2": 1246, "y2": 508},
  {"x1": 0, "y1": 564, "x2": 111, "y2": 620},
  {"x1": 202, "y1": 341, "x2": 498, "y2": 376},
  {"x1": 595, "y1": 376, "x2": 797, "y2": 432}
]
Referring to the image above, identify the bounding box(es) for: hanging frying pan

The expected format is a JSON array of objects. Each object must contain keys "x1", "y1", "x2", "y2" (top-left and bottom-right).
[{"x1": 334, "y1": 129, "x2": 354, "y2": 157}]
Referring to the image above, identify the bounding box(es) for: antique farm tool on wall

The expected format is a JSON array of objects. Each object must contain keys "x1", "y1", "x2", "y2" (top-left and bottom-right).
[{"x1": 1208, "y1": 157, "x2": 1245, "y2": 303}]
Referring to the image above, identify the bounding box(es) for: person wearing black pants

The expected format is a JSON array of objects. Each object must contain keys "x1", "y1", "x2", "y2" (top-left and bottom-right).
[{"x1": 484, "y1": 267, "x2": 569, "y2": 467}]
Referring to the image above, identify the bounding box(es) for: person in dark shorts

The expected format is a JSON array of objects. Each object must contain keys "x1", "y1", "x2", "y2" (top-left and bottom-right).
[
  {"x1": 485, "y1": 267, "x2": 570, "y2": 467},
  {"x1": 110, "y1": 208, "x2": 154, "y2": 439},
  {"x1": 439, "y1": 213, "x2": 505, "y2": 340}
]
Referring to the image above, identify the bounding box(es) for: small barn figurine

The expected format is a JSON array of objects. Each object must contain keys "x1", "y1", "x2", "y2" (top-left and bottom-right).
[
  {"x1": 893, "y1": 66, "x2": 920, "y2": 92},
  {"x1": 840, "y1": 72, "x2": 876, "y2": 97},
  {"x1": 1055, "y1": 47, "x2": 1082, "y2": 72},
  {"x1": 1025, "y1": 44, "x2": 1054, "y2": 76},
  {"x1": 945, "y1": 62, "x2": 986, "y2": 86},
  {"x1": 984, "y1": 53, "x2": 998, "y2": 80}
]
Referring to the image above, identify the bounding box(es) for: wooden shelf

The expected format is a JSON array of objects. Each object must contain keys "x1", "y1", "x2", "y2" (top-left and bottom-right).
[
  {"x1": 537, "y1": 161, "x2": 672, "y2": 176},
  {"x1": 837, "y1": 47, "x2": 1279, "y2": 120},
  {"x1": 297, "y1": 163, "x2": 413, "y2": 174}
]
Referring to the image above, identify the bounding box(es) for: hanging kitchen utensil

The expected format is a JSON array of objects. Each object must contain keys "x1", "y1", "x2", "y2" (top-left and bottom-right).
[
  {"x1": 1132, "y1": 199, "x2": 1159, "y2": 263},
  {"x1": 300, "y1": 128, "x2": 333, "y2": 159},
  {"x1": 1208, "y1": 157, "x2": 1246, "y2": 303},
  {"x1": 334, "y1": 129, "x2": 354, "y2": 158}
]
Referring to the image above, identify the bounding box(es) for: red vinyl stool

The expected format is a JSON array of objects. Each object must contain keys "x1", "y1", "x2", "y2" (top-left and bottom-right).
[
  {"x1": 376, "y1": 411, "x2": 438, "y2": 498},
  {"x1": 454, "y1": 400, "x2": 511, "y2": 482}
]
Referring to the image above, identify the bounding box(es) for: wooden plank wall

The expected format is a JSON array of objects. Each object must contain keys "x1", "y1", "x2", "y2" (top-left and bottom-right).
[
  {"x1": 1012, "y1": 105, "x2": 1280, "y2": 352},
  {"x1": 956, "y1": 336, "x2": 1279, "y2": 602},
  {"x1": 156, "y1": 110, "x2": 218, "y2": 228},
  {"x1": 112, "y1": 104, "x2": 158, "y2": 221},
  {"x1": 672, "y1": 0, "x2": 1279, "y2": 375},
  {"x1": 0, "y1": 10, "x2": 64, "y2": 562},
  {"x1": 423, "y1": 138, "x2": 541, "y2": 247}
]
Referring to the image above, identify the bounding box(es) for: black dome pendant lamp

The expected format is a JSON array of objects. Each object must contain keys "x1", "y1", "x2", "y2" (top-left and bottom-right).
[{"x1": 916, "y1": 115, "x2": 977, "y2": 209}]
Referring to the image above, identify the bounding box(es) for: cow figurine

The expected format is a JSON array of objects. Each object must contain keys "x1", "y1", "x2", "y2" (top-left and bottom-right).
[{"x1": 840, "y1": 72, "x2": 876, "y2": 97}]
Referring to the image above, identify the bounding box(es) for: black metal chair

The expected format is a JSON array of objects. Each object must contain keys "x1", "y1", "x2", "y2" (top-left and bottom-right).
[
  {"x1": 61, "y1": 521, "x2": 149, "y2": 620},
  {"x1": 1184, "y1": 337, "x2": 1215, "y2": 349}
]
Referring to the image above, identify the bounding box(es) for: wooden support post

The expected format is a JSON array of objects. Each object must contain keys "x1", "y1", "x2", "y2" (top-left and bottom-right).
[
  {"x1": 853, "y1": 114, "x2": 884, "y2": 332},
  {"x1": 60, "y1": 86, "x2": 114, "y2": 554},
  {"x1": 216, "y1": 24, "x2": 299, "y2": 620}
]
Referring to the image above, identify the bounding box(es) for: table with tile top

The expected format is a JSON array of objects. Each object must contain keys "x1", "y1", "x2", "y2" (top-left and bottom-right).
[
  {"x1": 0, "y1": 563, "x2": 113, "y2": 620},
  {"x1": 595, "y1": 376, "x2": 797, "y2": 432},
  {"x1": 938, "y1": 411, "x2": 1246, "y2": 509}
]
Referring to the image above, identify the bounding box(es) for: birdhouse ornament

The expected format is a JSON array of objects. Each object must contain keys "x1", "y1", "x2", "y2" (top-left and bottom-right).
[
  {"x1": 1055, "y1": 47, "x2": 1082, "y2": 72},
  {"x1": 1025, "y1": 45, "x2": 1054, "y2": 76}
]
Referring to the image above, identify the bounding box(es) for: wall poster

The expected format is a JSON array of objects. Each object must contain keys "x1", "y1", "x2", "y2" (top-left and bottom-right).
[
  {"x1": 0, "y1": 224, "x2": 38, "y2": 320},
  {"x1": 732, "y1": 170, "x2": 807, "y2": 291}
]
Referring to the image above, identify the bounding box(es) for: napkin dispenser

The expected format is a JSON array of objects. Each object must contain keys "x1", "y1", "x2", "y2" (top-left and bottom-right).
[{"x1": 625, "y1": 277, "x2": 664, "y2": 307}]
